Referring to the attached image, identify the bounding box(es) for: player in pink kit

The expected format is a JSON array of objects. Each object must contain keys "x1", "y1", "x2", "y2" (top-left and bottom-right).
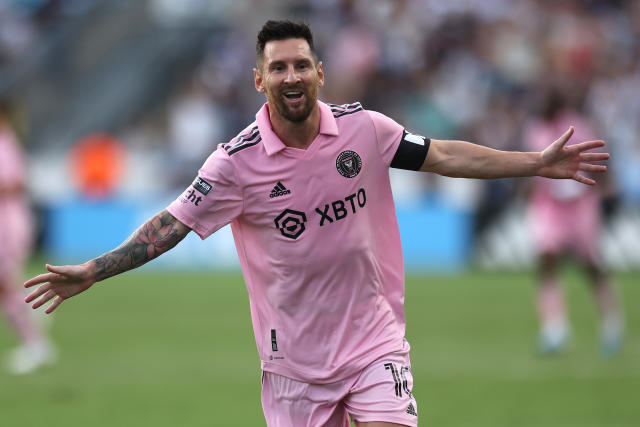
[
  {"x1": 524, "y1": 90, "x2": 623, "y2": 356},
  {"x1": 0, "y1": 100, "x2": 55, "y2": 374},
  {"x1": 24, "y1": 21, "x2": 610, "y2": 426}
]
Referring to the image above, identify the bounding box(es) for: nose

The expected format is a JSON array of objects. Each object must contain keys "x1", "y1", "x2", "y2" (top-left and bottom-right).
[{"x1": 284, "y1": 65, "x2": 300, "y2": 85}]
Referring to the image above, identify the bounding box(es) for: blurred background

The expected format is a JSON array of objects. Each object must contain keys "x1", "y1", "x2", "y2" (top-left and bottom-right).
[
  {"x1": 0, "y1": 0, "x2": 638, "y2": 426},
  {"x1": 0, "y1": 0, "x2": 639, "y2": 270}
]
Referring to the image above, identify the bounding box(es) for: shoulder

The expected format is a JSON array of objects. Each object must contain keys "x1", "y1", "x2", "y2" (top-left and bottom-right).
[
  {"x1": 326, "y1": 102, "x2": 365, "y2": 118},
  {"x1": 326, "y1": 103, "x2": 399, "y2": 131},
  {"x1": 325, "y1": 101, "x2": 392, "y2": 132},
  {"x1": 200, "y1": 122, "x2": 261, "y2": 179},
  {"x1": 364, "y1": 109, "x2": 403, "y2": 135},
  {"x1": 220, "y1": 122, "x2": 262, "y2": 157}
]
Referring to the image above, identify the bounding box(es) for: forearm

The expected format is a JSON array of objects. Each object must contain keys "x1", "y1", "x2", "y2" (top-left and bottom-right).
[
  {"x1": 90, "y1": 210, "x2": 190, "y2": 282},
  {"x1": 421, "y1": 139, "x2": 542, "y2": 179}
]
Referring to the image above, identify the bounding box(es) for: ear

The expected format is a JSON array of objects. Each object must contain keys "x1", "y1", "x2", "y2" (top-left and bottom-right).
[
  {"x1": 254, "y1": 68, "x2": 265, "y2": 93},
  {"x1": 317, "y1": 61, "x2": 325, "y2": 87}
]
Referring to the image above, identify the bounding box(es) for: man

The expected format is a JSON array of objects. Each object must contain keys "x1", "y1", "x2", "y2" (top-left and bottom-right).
[
  {"x1": 0, "y1": 99, "x2": 55, "y2": 374},
  {"x1": 25, "y1": 21, "x2": 609, "y2": 427},
  {"x1": 524, "y1": 87, "x2": 623, "y2": 356}
]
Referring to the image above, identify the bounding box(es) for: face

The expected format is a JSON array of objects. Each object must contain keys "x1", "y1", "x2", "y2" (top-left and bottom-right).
[{"x1": 254, "y1": 38, "x2": 324, "y2": 123}]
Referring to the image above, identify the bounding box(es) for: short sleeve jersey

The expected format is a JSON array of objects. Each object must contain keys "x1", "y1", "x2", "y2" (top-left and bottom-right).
[{"x1": 168, "y1": 101, "x2": 408, "y2": 383}]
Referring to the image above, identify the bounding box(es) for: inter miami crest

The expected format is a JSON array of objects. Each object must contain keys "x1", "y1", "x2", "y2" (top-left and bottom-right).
[{"x1": 336, "y1": 150, "x2": 362, "y2": 178}]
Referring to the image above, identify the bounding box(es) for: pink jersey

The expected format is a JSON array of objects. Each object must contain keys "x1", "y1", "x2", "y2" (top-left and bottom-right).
[
  {"x1": 524, "y1": 112, "x2": 602, "y2": 260},
  {"x1": 168, "y1": 101, "x2": 408, "y2": 383},
  {"x1": 0, "y1": 125, "x2": 32, "y2": 274}
]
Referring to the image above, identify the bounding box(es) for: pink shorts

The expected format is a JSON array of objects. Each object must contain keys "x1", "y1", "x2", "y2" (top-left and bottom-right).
[
  {"x1": 261, "y1": 349, "x2": 418, "y2": 427},
  {"x1": 530, "y1": 194, "x2": 601, "y2": 262}
]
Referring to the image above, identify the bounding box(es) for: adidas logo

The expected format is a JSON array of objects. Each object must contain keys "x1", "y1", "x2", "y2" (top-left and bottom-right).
[
  {"x1": 406, "y1": 402, "x2": 417, "y2": 416},
  {"x1": 269, "y1": 181, "x2": 291, "y2": 198}
]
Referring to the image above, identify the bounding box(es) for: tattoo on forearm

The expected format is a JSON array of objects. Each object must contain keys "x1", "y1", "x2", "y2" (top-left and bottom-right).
[{"x1": 93, "y1": 210, "x2": 188, "y2": 281}]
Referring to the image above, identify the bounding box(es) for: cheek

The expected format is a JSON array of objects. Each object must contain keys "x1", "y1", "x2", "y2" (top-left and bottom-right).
[
  {"x1": 309, "y1": 79, "x2": 321, "y2": 93},
  {"x1": 260, "y1": 79, "x2": 273, "y2": 95},
  {"x1": 266, "y1": 77, "x2": 281, "y2": 92}
]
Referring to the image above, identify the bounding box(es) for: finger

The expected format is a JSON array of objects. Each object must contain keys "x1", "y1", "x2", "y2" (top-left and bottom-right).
[
  {"x1": 579, "y1": 163, "x2": 607, "y2": 173},
  {"x1": 46, "y1": 264, "x2": 71, "y2": 275},
  {"x1": 554, "y1": 126, "x2": 574, "y2": 146},
  {"x1": 24, "y1": 273, "x2": 59, "y2": 288},
  {"x1": 572, "y1": 140, "x2": 605, "y2": 152},
  {"x1": 573, "y1": 174, "x2": 596, "y2": 185},
  {"x1": 45, "y1": 296, "x2": 64, "y2": 314},
  {"x1": 25, "y1": 283, "x2": 51, "y2": 303},
  {"x1": 580, "y1": 152, "x2": 610, "y2": 162},
  {"x1": 32, "y1": 290, "x2": 58, "y2": 310}
]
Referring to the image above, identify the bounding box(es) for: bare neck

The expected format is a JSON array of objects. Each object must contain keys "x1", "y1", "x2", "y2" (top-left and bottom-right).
[{"x1": 268, "y1": 104, "x2": 321, "y2": 150}]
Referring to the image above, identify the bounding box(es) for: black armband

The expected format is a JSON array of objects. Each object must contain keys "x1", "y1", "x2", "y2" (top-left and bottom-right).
[{"x1": 390, "y1": 130, "x2": 430, "y2": 171}]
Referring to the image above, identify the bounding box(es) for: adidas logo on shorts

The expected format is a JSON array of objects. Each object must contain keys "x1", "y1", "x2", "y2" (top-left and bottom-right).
[
  {"x1": 269, "y1": 181, "x2": 291, "y2": 198},
  {"x1": 406, "y1": 402, "x2": 417, "y2": 416}
]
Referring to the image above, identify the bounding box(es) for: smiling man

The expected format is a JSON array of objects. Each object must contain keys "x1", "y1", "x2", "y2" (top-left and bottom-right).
[
  {"x1": 24, "y1": 20, "x2": 610, "y2": 427},
  {"x1": 256, "y1": 36, "x2": 322, "y2": 127}
]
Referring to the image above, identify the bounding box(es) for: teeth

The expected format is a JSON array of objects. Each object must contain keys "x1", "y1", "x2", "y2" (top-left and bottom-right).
[{"x1": 285, "y1": 91, "x2": 302, "y2": 95}]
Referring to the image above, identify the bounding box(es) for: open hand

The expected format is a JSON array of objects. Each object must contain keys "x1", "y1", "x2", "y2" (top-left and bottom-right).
[
  {"x1": 538, "y1": 126, "x2": 609, "y2": 185},
  {"x1": 24, "y1": 263, "x2": 96, "y2": 314}
]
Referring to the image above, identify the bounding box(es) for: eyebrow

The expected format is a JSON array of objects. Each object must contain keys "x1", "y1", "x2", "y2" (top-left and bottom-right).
[{"x1": 268, "y1": 58, "x2": 313, "y2": 67}]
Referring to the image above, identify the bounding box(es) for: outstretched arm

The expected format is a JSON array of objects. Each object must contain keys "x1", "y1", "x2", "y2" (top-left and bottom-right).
[
  {"x1": 24, "y1": 209, "x2": 191, "y2": 314},
  {"x1": 421, "y1": 127, "x2": 608, "y2": 185}
]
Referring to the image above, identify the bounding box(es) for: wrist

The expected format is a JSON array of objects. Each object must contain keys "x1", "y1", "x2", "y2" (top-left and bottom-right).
[
  {"x1": 532, "y1": 151, "x2": 545, "y2": 176},
  {"x1": 84, "y1": 260, "x2": 101, "y2": 283}
]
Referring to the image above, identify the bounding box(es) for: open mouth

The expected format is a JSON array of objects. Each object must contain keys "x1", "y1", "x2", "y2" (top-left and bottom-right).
[{"x1": 283, "y1": 91, "x2": 304, "y2": 101}]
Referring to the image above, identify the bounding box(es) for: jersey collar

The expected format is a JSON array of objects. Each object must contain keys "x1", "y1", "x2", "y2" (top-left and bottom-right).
[{"x1": 256, "y1": 100, "x2": 339, "y2": 156}]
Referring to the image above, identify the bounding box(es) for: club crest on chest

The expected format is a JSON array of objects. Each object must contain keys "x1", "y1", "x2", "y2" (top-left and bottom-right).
[{"x1": 336, "y1": 150, "x2": 362, "y2": 178}]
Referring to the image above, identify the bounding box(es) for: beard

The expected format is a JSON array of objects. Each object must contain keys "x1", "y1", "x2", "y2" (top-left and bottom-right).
[{"x1": 268, "y1": 87, "x2": 317, "y2": 123}]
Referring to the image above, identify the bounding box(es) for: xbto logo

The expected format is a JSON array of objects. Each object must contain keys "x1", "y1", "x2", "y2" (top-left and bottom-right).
[
  {"x1": 274, "y1": 188, "x2": 367, "y2": 238},
  {"x1": 315, "y1": 188, "x2": 366, "y2": 226},
  {"x1": 274, "y1": 209, "x2": 307, "y2": 240}
]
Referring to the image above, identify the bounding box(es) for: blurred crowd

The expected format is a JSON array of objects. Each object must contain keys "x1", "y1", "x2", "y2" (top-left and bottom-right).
[
  {"x1": 0, "y1": 0, "x2": 96, "y2": 69},
  {"x1": 2, "y1": 0, "x2": 640, "y2": 228}
]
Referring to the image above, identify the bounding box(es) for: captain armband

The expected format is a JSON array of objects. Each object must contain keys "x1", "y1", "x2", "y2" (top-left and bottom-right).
[{"x1": 390, "y1": 130, "x2": 430, "y2": 171}]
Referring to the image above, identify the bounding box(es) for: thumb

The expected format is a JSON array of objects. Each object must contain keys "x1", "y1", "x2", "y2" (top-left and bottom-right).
[{"x1": 554, "y1": 126, "x2": 574, "y2": 147}]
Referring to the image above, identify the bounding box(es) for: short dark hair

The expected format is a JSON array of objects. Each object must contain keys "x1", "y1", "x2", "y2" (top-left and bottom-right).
[{"x1": 256, "y1": 20, "x2": 317, "y2": 66}]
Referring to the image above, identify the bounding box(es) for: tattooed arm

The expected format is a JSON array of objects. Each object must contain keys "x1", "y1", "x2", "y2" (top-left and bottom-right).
[
  {"x1": 93, "y1": 210, "x2": 190, "y2": 281},
  {"x1": 24, "y1": 210, "x2": 191, "y2": 313}
]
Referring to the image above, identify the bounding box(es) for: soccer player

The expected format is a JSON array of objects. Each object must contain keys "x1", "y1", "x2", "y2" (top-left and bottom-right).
[
  {"x1": 24, "y1": 21, "x2": 609, "y2": 426},
  {"x1": 0, "y1": 99, "x2": 55, "y2": 374},
  {"x1": 524, "y1": 88, "x2": 623, "y2": 356}
]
